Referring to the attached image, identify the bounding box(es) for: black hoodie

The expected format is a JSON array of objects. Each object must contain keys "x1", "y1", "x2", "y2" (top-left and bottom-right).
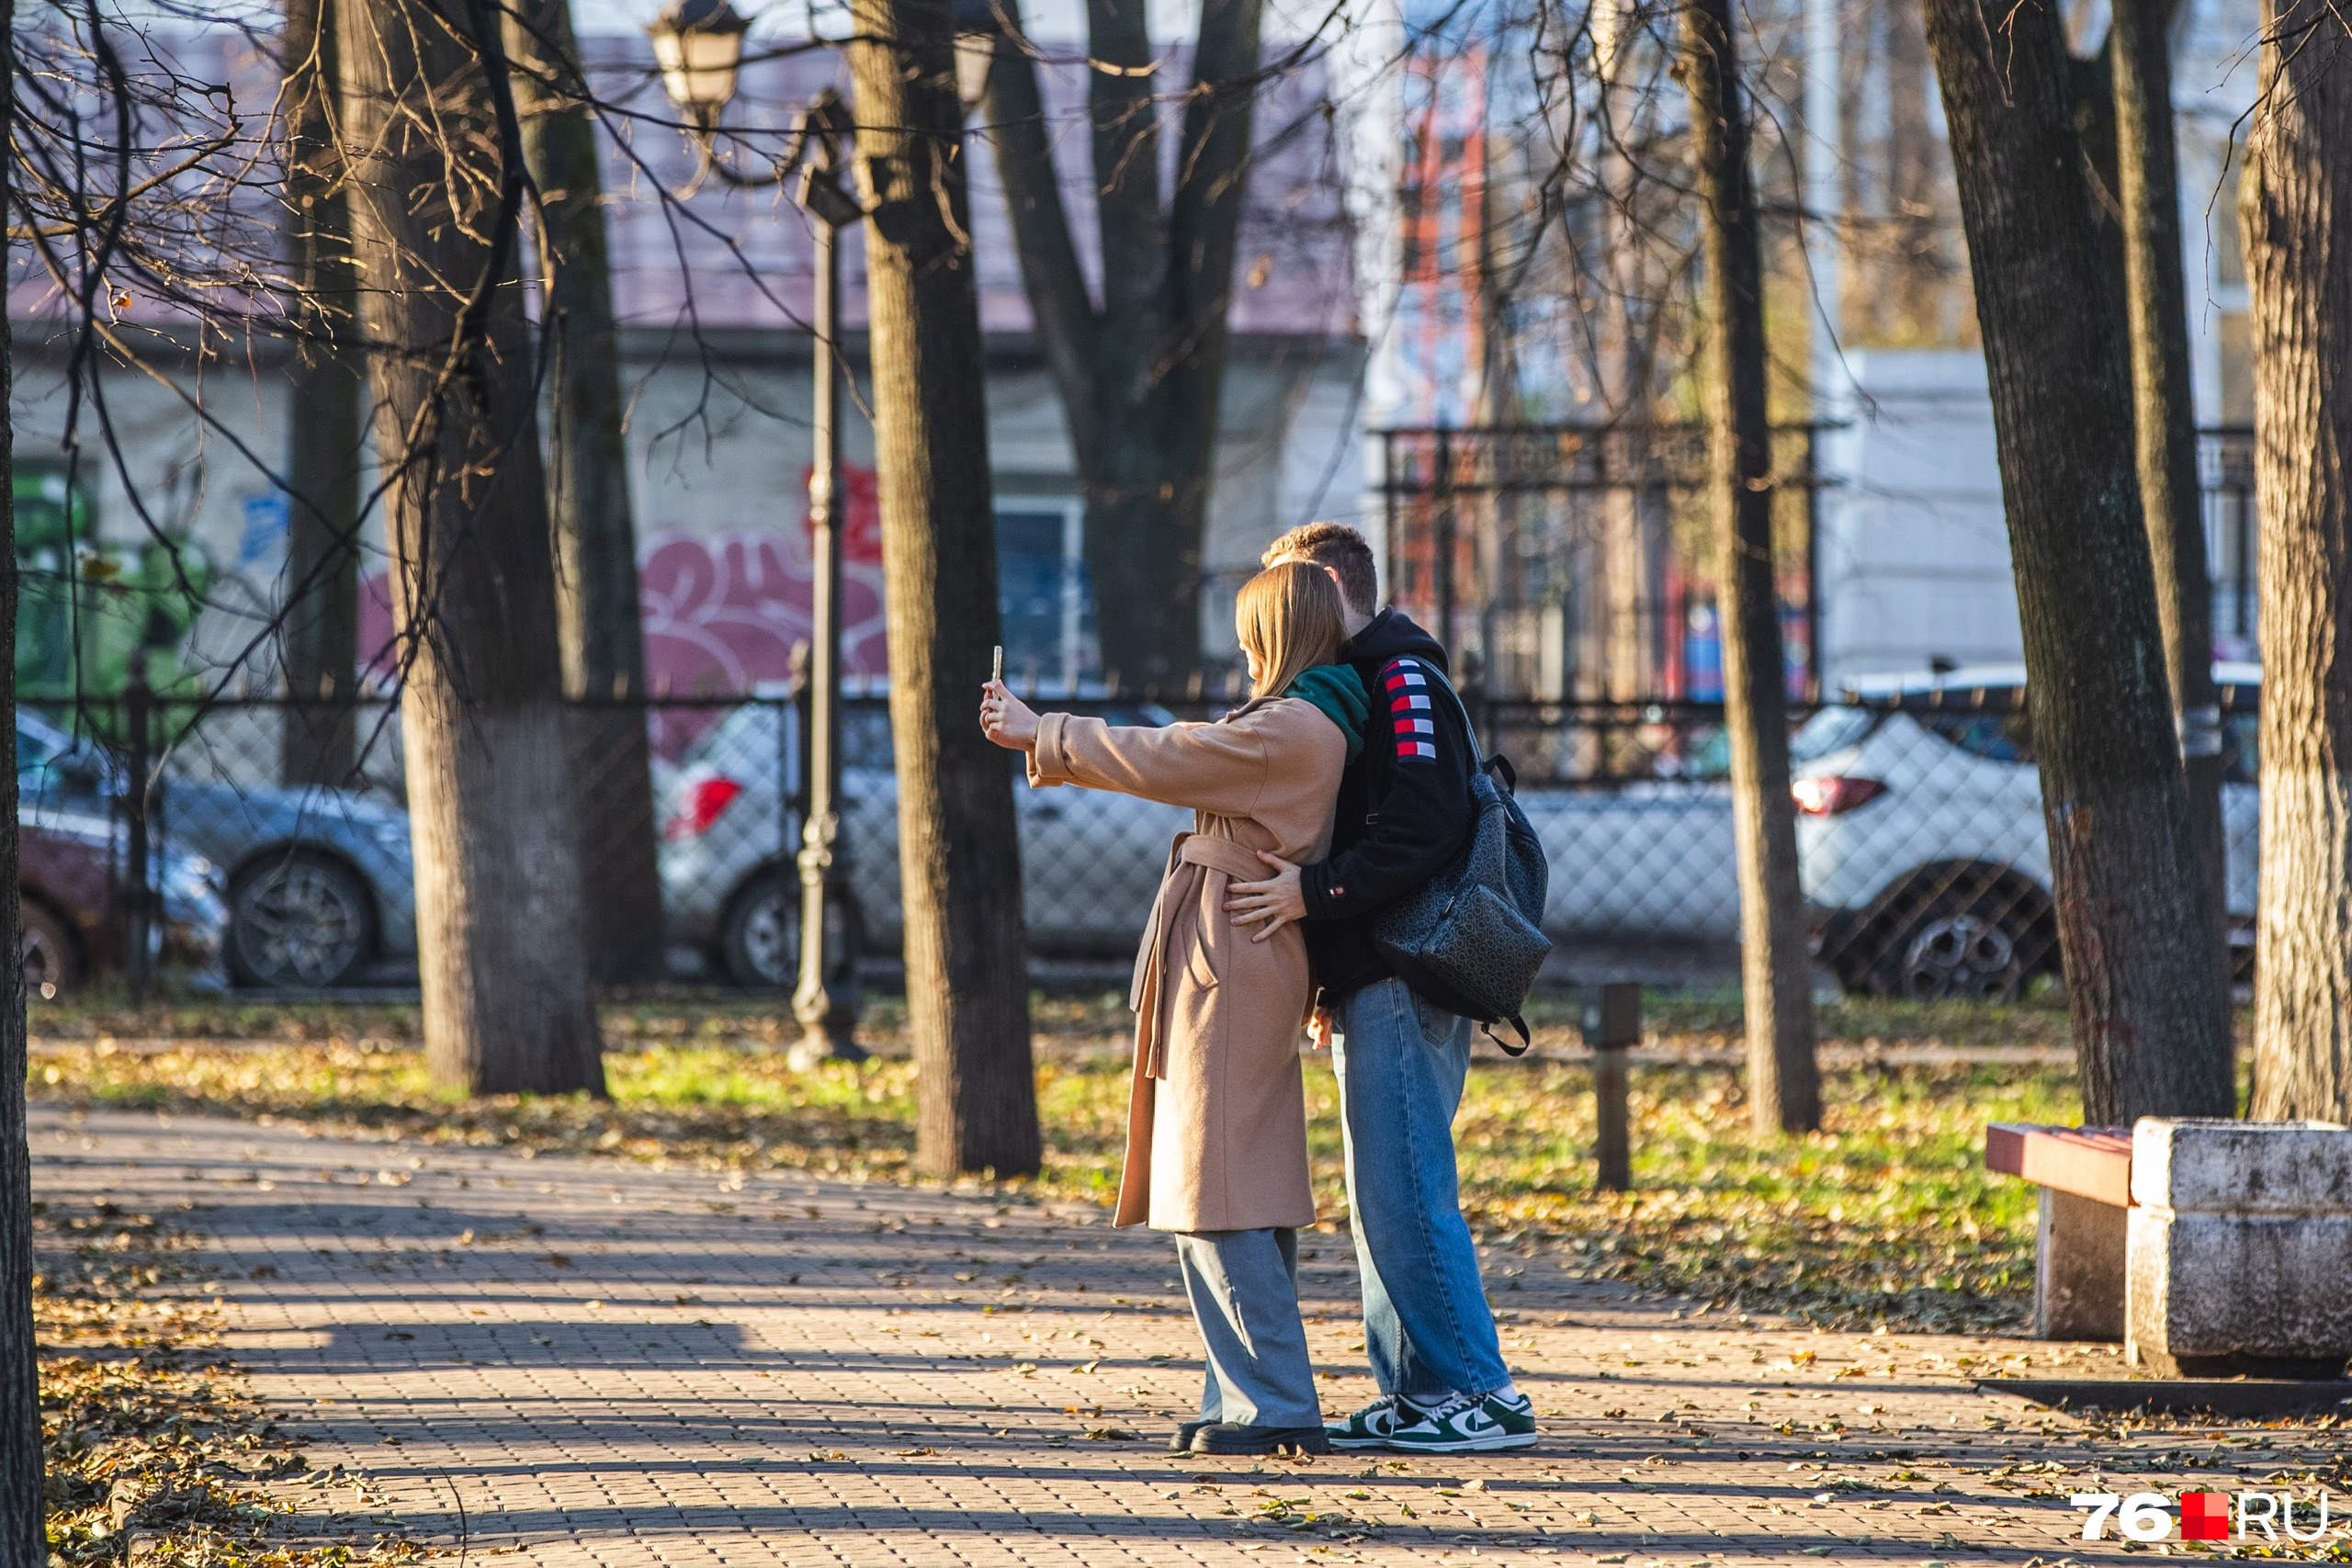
[{"x1": 1299, "y1": 607, "x2": 1475, "y2": 1005}]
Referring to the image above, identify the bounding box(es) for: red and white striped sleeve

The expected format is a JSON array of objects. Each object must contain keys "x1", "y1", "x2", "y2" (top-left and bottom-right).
[{"x1": 1381, "y1": 659, "x2": 1439, "y2": 761}]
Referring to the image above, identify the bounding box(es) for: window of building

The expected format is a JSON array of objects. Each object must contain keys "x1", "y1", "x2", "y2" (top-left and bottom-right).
[{"x1": 994, "y1": 499, "x2": 1091, "y2": 693}]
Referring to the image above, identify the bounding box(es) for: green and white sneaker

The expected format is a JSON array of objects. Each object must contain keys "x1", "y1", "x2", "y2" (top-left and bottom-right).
[
  {"x1": 1325, "y1": 1393, "x2": 1427, "y2": 1450},
  {"x1": 1380, "y1": 1388, "x2": 1539, "y2": 1453}
]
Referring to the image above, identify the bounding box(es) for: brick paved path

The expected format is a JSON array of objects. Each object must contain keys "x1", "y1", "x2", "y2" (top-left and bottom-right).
[{"x1": 32, "y1": 1106, "x2": 2262, "y2": 1567}]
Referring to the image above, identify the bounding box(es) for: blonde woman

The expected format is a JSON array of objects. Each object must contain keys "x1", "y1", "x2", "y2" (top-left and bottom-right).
[{"x1": 979, "y1": 562, "x2": 1368, "y2": 1456}]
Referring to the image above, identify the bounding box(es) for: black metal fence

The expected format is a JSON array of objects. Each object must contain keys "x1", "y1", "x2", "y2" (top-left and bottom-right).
[
  {"x1": 16, "y1": 678, "x2": 2258, "y2": 1002},
  {"x1": 1378, "y1": 422, "x2": 1826, "y2": 705}
]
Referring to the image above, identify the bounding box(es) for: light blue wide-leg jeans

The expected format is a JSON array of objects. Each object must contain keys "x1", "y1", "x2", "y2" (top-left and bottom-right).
[{"x1": 1172, "y1": 1227, "x2": 1322, "y2": 1428}]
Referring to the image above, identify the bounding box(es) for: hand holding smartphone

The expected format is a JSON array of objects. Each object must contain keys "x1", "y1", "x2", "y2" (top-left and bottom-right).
[{"x1": 979, "y1": 644, "x2": 1039, "y2": 752}]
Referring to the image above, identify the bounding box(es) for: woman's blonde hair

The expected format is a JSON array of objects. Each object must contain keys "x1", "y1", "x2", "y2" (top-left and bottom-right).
[{"x1": 1236, "y1": 560, "x2": 1349, "y2": 700}]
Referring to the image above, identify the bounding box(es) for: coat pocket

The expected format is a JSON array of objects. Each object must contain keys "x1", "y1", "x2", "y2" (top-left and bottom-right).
[{"x1": 1184, "y1": 933, "x2": 1220, "y2": 992}]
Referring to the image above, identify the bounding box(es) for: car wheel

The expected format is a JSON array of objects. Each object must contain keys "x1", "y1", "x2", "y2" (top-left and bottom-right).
[
  {"x1": 229, "y1": 855, "x2": 375, "y2": 988},
  {"x1": 720, "y1": 871, "x2": 799, "y2": 987},
  {"x1": 20, "y1": 901, "x2": 80, "y2": 997},
  {"x1": 1876, "y1": 897, "x2": 2028, "y2": 1002}
]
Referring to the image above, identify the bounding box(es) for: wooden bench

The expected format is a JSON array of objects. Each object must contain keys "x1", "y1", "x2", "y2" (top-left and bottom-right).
[{"x1": 1985, "y1": 1122, "x2": 2132, "y2": 1342}]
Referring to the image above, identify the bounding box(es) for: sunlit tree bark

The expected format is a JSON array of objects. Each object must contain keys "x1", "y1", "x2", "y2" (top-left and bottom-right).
[
  {"x1": 851, "y1": 0, "x2": 1040, "y2": 1173},
  {"x1": 1680, "y1": 0, "x2": 1819, "y2": 1133},
  {"x1": 2247, "y1": 0, "x2": 2352, "y2": 1122},
  {"x1": 339, "y1": 0, "x2": 604, "y2": 1094},
  {"x1": 1919, "y1": 0, "x2": 2232, "y2": 1122}
]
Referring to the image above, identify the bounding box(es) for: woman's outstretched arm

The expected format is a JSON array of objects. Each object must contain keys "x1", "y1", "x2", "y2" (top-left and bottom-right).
[{"x1": 978, "y1": 680, "x2": 1272, "y2": 817}]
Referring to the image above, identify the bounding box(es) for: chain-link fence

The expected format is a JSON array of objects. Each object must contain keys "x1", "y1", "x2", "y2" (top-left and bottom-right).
[
  {"x1": 15, "y1": 678, "x2": 2259, "y2": 1001},
  {"x1": 1481, "y1": 678, "x2": 2258, "y2": 999}
]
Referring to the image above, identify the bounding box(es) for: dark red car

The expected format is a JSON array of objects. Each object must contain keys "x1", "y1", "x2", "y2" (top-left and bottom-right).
[{"x1": 17, "y1": 809, "x2": 229, "y2": 994}]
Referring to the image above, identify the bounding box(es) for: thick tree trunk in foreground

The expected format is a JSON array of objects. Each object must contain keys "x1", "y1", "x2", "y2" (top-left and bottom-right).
[
  {"x1": 1920, "y1": 0, "x2": 2233, "y2": 1122},
  {"x1": 2247, "y1": 0, "x2": 2352, "y2": 1122},
  {"x1": 1, "y1": 25, "x2": 42, "y2": 1539},
  {"x1": 1680, "y1": 0, "x2": 1819, "y2": 1134},
  {"x1": 279, "y1": 0, "x2": 364, "y2": 787},
  {"x1": 849, "y1": 0, "x2": 1040, "y2": 1175},
  {"x1": 505, "y1": 0, "x2": 665, "y2": 985},
  {"x1": 2113, "y1": 0, "x2": 2233, "y2": 1072},
  {"x1": 982, "y1": 0, "x2": 1263, "y2": 690},
  {"x1": 339, "y1": 0, "x2": 604, "y2": 1095}
]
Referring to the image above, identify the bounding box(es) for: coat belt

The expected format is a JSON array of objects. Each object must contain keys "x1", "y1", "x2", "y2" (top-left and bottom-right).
[
  {"x1": 1176, "y1": 833, "x2": 1272, "y2": 883},
  {"x1": 1128, "y1": 831, "x2": 1278, "y2": 1077}
]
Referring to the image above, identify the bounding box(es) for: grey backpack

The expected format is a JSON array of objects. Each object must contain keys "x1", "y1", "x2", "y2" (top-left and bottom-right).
[{"x1": 1369, "y1": 659, "x2": 1553, "y2": 1052}]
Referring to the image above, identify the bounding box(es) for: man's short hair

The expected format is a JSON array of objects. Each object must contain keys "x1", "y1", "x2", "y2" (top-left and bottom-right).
[{"x1": 1262, "y1": 522, "x2": 1377, "y2": 617}]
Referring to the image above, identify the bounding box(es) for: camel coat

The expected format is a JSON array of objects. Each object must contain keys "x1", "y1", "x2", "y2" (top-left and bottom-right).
[{"x1": 1028, "y1": 699, "x2": 1348, "y2": 1233}]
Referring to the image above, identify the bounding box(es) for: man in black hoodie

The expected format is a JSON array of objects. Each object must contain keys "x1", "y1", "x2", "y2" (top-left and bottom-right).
[{"x1": 1225, "y1": 522, "x2": 1535, "y2": 1455}]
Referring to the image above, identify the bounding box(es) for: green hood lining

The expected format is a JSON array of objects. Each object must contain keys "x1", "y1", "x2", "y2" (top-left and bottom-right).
[{"x1": 1283, "y1": 663, "x2": 1370, "y2": 761}]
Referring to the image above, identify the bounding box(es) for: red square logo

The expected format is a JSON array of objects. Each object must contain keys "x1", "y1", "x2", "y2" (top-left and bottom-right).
[{"x1": 2181, "y1": 1492, "x2": 2230, "y2": 1540}]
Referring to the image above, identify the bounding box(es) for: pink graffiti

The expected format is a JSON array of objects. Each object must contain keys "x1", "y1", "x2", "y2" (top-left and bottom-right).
[{"x1": 359, "y1": 466, "x2": 888, "y2": 759}]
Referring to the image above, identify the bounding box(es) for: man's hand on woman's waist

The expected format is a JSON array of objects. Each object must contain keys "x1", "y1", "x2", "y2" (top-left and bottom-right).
[{"x1": 1226, "y1": 851, "x2": 1306, "y2": 942}]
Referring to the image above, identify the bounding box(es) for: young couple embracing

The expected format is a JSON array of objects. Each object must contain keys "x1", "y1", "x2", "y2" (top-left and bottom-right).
[{"x1": 978, "y1": 522, "x2": 1534, "y2": 1459}]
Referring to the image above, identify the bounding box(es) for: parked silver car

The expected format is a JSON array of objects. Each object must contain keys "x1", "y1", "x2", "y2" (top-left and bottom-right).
[{"x1": 658, "y1": 694, "x2": 1188, "y2": 985}]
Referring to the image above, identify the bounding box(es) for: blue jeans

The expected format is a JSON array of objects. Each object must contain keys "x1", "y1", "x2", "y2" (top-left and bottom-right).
[
  {"x1": 1332, "y1": 976, "x2": 1509, "y2": 1401},
  {"x1": 1172, "y1": 1228, "x2": 1321, "y2": 1428}
]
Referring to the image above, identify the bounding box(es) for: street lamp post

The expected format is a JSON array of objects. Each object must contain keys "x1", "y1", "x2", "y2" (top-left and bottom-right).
[
  {"x1": 649, "y1": 3, "x2": 865, "y2": 1066},
  {"x1": 788, "y1": 104, "x2": 866, "y2": 1068}
]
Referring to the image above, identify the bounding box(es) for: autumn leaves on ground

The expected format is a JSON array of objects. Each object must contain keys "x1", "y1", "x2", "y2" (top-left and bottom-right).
[
  {"x1": 31, "y1": 987, "x2": 2082, "y2": 1342},
  {"x1": 33, "y1": 1190, "x2": 434, "y2": 1568}
]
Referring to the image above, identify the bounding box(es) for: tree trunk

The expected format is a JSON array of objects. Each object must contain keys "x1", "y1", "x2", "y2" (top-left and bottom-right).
[
  {"x1": 2112, "y1": 0, "x2": 2233, "y2": 1077},
  {"x1": 1681, "y1": 0, "x2": 1820, "y2": 1134},
  {"x1": 2246, "y1": 0, "x2": 2352, "y2": 1122},
  {"x1": 338, "y1": 0, "x2": 604, "y2": 1096},
  {"x1": 849, "y1": 0, "x2": 1040, "y2": 1175},
  {"x1": 0, "y1": 27, "x2": 41, "y2": 1538},
  {"x1": 504, "y1": 0, "x2": 665, "y2": 986},
  {"x1": 982, "y1": 0, "x2": 1263, "y2": 692},
  {"x1": 1919, "y1": 0, "x2": 2233, "y2": 1122},
  {"x1": 278, "y1": 0, "x2": 364, "y2": 788}
]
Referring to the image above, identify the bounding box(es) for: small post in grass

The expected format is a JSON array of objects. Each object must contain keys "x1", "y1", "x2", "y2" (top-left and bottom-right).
[{"x1": 1586, "y1": 981, "x2": 1639, "y2": 1191}]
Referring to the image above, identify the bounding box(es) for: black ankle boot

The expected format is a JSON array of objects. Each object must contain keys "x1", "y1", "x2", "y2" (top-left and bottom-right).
[{"x1": 1188, "y1": 1423, "x2": 1332, "y2": 1456}]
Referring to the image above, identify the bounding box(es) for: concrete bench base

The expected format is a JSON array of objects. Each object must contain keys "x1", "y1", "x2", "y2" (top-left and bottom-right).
[{"x1": 2125, "y1": 1119, "x2": 2352, "y2": 1380}]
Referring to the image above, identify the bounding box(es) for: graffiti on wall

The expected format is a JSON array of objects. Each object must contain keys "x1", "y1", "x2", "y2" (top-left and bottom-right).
[
  {"x1": 361, "y1": 467, "x2": 886, "y2": 754},
  {"x1": 644, "y1": 464, "x2": 888, "y2": 697}
]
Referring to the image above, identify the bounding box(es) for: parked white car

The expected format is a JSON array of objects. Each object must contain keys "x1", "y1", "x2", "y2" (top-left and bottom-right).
[{"x1": 1792, "y1": 662, "x2": 2259, "y2": 998}]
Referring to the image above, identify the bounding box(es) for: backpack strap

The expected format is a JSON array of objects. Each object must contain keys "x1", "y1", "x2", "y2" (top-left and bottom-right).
[
  {"x1": 1394, "y1": 657, "x2": 1531, "y2": 1053},
  {"x1": 1396, "y1": 656, "x2": 1521, "y2": 798},
  {"x1": 1485, "y1": 1016, "x2": 1532, "y2": 1056}
]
